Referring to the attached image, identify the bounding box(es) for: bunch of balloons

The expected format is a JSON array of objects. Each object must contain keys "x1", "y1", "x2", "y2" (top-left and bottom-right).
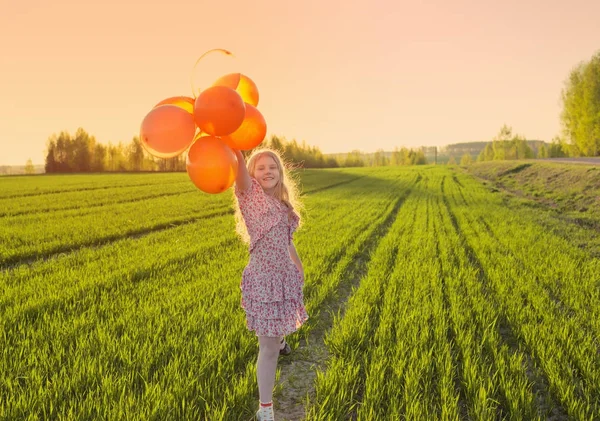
[{"x1": 139, "y1": 49, "x2": 267, "y2": 194}]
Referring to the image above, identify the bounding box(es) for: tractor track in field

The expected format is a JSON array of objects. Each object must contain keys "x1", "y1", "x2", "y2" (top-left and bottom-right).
[
  {"x1": 441, "y1": 175, "x2": 568, "y2": 420},
  {"x1": 0, "y1": 236, "x2": 240, "y2": 328},
  {"x1": 0, "y1": 180, "x2": 188, "y2": 200},
  {"x1": 302, "y1": 176, "x2": 366, "y2": 195},
  {"x1": 0, "y1": 190, "x2": 197, "y2": 218},
  {"x1": 0, "y1": 209, "x2": 234, "y2": 271}
]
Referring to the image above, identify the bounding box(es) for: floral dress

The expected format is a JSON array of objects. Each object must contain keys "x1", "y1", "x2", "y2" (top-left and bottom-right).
[{"x1": 235, "y1": 178, "x2": 309, "y2": 337}]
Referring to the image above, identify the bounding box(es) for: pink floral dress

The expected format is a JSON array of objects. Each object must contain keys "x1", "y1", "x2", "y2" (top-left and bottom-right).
[{"x1": 235, "y1": 178, "x2": 309, "y2": 337}]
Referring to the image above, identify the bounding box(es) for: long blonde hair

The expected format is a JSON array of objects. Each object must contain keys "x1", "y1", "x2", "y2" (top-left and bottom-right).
[{"x1": 234, "y1": 148, "x2": 303, "y2": 243}]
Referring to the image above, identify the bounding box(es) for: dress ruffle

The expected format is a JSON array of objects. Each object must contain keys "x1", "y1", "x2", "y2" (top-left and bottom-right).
[{"x1": 244, "y1": 301, "x2": 309, "y2": 337}]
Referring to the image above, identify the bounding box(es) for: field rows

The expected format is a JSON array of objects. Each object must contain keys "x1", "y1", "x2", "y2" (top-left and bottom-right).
[
  {"x1": 1, "y1": 167, "x2": 599, "y2": 420},
  {"x1": 306, "y1": 169, "x2": 600, "y2": 420},
  {"x1": 0, "y1": 169, "x2": 410, "y2": 420}
]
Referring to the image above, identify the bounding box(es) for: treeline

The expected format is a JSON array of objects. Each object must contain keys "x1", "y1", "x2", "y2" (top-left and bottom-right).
[
  {"x1": 477, "y1": 125, "x2": 535, "y2": 162},
  {"x1": 45, "y1": 128, "x2": 186, "y2": 173},
  {"x1": 43, "y1": 130, "x2": 340, "y2": 173},
  {"x1": 471, "y1": 125, "x2": 576, "y2": 164},
  {"x1": 43, "y1": 129, "x2": 433, "y2": 173},
  {"x1": 439, "y1": 124, "x2": 583, "y2": 166},
  {"x1": 327, "y1": 148, "x2": 427, "y2": 167}
]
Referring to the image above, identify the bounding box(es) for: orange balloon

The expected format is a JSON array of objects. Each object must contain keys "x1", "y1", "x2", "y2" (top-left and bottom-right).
[
  {"x1": 212, "y1": 73, "x2": 259, "y2": 107},
  {"x1": 154, "y1": 96, "x2": 195, "y2": 114},
  {"x1": 194, "y1": 86, "x2": 246, "y2": 136},
  {"x1": 222, "y1": 103, "x2": 267, "y2": 150},
  {"x1": 140, "y1": 105, "x2": 196, "y2": 158},
  {"x1": 186, "y1": 136, "x2": 239, "y2": 194}
]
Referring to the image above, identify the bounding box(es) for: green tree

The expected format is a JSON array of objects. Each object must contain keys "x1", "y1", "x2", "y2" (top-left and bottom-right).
[
  {"x1": 477, "y1": 125, "x2": 534, "y2": 161},
  {"x1": 538, "y1": 144, "x2": 548, "y2": 158},
  {"x1": 514, "y1": 135, "x2": 534, "y2": 159},
  {"x1": 91, "y1": 143, "x2": 106, "y2": 172},
  {"x1": 373, "y1": 149, "x2": 388, "y2": 166},
  {"x1": 55, "y1": 131, "x2": 70, "y2": 172},
  {"x1": 548, "y1": 137, "x2": 567, "y2": 157},
  {"x1": 45, "y1": 135, "x2": 58, "y2": 173},
  {"x1": 390, "y1": 147, "x2": 402, "y2": 165},
  {"x1": 25, "y1": 159, "x2": 35, "y2": 174},
  {"x1": 560, "y1": 50, "x2": 600, "y2": 156},
  {"x1": 268, "y1": 135, "x2": 284, "y2": 151},
  {"x1": 343, "y1": 150, "x2": 365, "y2": 167},
  {"x1": 73, "y1": 128, "x2": 92, "y2": 172},
  {"x1": 477, "y1": 143, "x2": 494, "y2": 162},
  {"x1": 460, "y1": 154, "x2": 473, "y2": 165},
  {"x1": 128, "y1": 136, "x2": 145, "y2": 171}
]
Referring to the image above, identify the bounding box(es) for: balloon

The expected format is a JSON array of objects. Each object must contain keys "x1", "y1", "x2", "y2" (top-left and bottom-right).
[
  {"x1": 140, "y1": 105, "x2": 196, "y2": 158},
  {"x1": 221, "y1": 103, "x2": 267, "y2": 150},
  {"x1": 186, "y1": 136, "x2": 238, "y2": 194},
  {"x1": 212, "y1": 73, "x2": 259, "y2": 107},
  {"x1": 190, "y1": 48, "x2": 237, "y2": 98},
  {"x1": 194, "y1": 86, "x2": 246, "y2": 136},
  {"x1": 154, "y1": 96, "x2": 195, "y2": 114}
]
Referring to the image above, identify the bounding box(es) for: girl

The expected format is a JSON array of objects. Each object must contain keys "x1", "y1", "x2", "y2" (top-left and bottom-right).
[{"x1": 233, "y1": 148, "x2": 309, "y2": 421}]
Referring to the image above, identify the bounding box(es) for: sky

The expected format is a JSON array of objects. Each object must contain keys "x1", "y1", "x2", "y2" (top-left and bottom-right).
[{"x1": 1, "y1": 0, "x2": 599, "y2": 165}]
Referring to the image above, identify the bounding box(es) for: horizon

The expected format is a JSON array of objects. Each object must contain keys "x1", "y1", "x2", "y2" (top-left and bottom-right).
[
  {"x1": 1, "y1": 138, "x2": 553, "y2": 168},
  {"x1": 1, "y1": 0, "x2": 599, "y2": 166}
]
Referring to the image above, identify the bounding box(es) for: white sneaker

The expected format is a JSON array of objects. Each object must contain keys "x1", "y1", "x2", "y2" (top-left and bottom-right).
[{"x1": 256, "y1": 404, "x2": 275, "y2": 421}]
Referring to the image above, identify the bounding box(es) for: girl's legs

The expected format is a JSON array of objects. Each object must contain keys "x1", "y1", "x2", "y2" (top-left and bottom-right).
[{"x1": 257, "y1": 336, "x2": 280, "y2": 404}]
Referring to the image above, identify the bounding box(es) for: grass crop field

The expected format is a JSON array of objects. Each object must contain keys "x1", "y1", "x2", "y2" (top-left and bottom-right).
[{"x1": 1, "y1": 163, "x2": 599, "y2": 421}]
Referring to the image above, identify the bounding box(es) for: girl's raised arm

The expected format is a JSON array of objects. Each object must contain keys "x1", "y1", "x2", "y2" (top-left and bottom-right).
[{"x1": 234, "y1": 149, "x2": 252, "y2": 193}]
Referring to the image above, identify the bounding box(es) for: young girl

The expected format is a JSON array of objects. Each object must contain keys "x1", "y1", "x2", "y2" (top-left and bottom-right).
[{"x1": 233, "y1": 148, "x2": 308, "y2": 421}]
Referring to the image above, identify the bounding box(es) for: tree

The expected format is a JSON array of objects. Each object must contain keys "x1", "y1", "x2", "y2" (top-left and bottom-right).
[
  {"x1": 390, "y1": 147, "x2": 402, "y2": 166},
  {"x1": 91, "y1": 143, "x2": 106, "y2": 172},
  {"x1": 128, "y1": 136, "x2": 145, "y2": 171},
  {"x1": 478, "y1": 143, "x2": 494, "y2": 161},
  {"x1": 560, "y1": 50, "x2": 600, "y2": 156},
  {"x1": 372, "y1": 149, "x2": 388, "y2": 166},
  {"x1": 538, "y1": 144, "x2": 548, "y2": 158},
  {"x1": 25, "y1": 159, "x2": 35, "y2": 174},
  {"x1": 55, "y1": 131, "x2": 70, "y2": 172},
  {"x1": 495, "y1": 124, "x2": 513, "y2": 142},
  {"x1": 343, "y1": 150, "x2": 365, "y2": 167},
  {"x1": 460, "y1": 154, "x2": 473, "y2": 165},
  {"x1": 476, "y1": 125, "x2": 534, "y2": 162},
  {"x1": 268, "y1": 135, "x2": 284, "y2": 151},
  {"x1": 45, "y1": 135, "x2": 58, "y2": 173},
  {"x1": 548, "y1": 137, "x2": 568, "y2": 157},
  {"x1": 514, "y1": 134, "x2": 534, "y2": 159},
  {"x1": 73, "y1": 128, "x2": 92, "y2": 172}
]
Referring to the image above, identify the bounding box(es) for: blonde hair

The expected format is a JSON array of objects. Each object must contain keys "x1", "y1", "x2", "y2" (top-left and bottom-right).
[{"x1": 234, "y1": 148, "x2": 303, "y2": 243}]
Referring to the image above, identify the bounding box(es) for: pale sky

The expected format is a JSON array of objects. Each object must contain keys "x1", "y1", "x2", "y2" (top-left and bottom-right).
[{"x1": 1, "y1": 0, "x2": 599, "y2": 165}]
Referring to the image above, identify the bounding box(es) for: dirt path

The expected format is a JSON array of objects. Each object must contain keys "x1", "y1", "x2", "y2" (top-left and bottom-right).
[{"x1": 272, "y1": 311, "x2": 333, "y2": 420}]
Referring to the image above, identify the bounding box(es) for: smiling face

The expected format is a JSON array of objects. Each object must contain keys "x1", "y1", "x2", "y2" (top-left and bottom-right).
[{"x1": 253, "y1": 154, "x2": 280, "y2": 193}]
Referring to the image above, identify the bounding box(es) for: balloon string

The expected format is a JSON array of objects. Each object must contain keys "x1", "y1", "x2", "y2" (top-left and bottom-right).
[{"x1": 190, "y1": 49, "x2": 235, "y2": 99}]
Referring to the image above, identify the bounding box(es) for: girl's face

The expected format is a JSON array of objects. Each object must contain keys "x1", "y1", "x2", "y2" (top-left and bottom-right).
[{"x1": 254, "y1": 155, "x2": 280, "y2": 192}]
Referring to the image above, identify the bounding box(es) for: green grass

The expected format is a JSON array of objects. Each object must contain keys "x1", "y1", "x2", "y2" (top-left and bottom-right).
[{"x1": 1, "y1": 165, "x2": 599, "y2": 420}]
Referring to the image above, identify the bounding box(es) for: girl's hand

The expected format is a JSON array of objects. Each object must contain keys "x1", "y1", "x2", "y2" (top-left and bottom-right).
[
  {"x1": 234, "y1": 149, "x2": 252, "y2": 192},
  {"x1": 289, "y1": 243, "x2": 304, "y2": 282}
]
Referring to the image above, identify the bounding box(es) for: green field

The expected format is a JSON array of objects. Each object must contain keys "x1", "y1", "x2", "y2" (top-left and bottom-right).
[{"x1": 1, "y1": 164, "x2": 599, "y2": 420}]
